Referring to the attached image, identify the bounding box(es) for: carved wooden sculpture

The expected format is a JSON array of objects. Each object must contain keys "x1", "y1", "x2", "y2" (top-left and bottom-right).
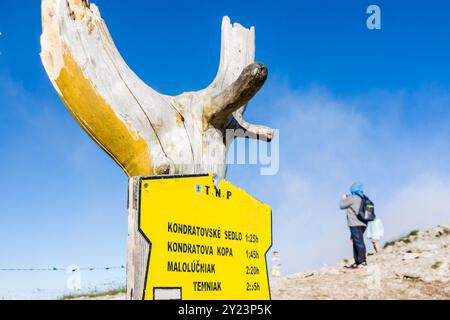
[{"x1": 40, "y1": 0, "x2": 273, "y2": 180}]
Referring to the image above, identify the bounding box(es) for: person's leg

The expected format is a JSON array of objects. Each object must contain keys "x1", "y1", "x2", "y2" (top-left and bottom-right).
[
  {"x1": 373, "y1": 240, "x2": 380, "y2": 254},
  {"x1": 360, "y1": 227, "x2": 367, "y2": 263},
  {"x1": 350, "y1": 227, "x2": 358, "y2": 265},
  {"x1": 353, "y1": 226, "x2": 367, "y2": 265}
]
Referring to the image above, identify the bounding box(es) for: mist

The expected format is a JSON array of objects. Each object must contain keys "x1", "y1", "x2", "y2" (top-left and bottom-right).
[{"x1": 228, "y1": 81, "x2": 450, "y2": 274}]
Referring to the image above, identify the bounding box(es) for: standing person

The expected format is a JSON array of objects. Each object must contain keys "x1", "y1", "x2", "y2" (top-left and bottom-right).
[
  {"x1": 271, "y1": 251, "x2": 281, "y2": 277},
  {"x1": 367, "y1": 217, "x2": 384, "y2": 255},
  {"x1": 340, "y1": 182, "x2": 368, "y2": 269}
]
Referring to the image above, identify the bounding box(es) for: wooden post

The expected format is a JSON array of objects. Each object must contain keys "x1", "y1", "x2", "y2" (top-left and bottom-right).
[
  {"x1": 39, "y1": 1, "x2": 275, "y2": 300},
  {"x1": 126, "y1": 177, "x2": 150, "y2": 300},
  {"x1": 40, "y1": 1, "x2": 273, "y2": 182}
]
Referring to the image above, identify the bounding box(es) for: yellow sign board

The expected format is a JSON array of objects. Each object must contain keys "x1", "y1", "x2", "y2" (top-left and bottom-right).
[{"x1": 138, "y1": 174, "x2": 272, "y2": 300}]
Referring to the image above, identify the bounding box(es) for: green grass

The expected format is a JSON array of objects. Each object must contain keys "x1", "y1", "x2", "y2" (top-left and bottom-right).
[
  {"x1": 61, "y1": 288, "x2": 126, "y2": 300},
  {"x1": 408, "y1": 230, "x2": 419, "y2": 237},
  {"x1": 383, "y1": 230, "x2": 419, "y2": 249}
]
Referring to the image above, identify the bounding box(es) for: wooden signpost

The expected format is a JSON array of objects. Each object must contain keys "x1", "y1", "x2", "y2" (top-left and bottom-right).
[
  {"x1": 40, "y1": 0, "x2": 274, "y2": 300},
  {"x1": 127, "y1": 175, "x2": 272, "y2": 300}
]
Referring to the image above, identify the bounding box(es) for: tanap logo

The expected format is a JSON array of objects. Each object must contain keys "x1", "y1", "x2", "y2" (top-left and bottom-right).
[{"x1": 195, "y1": 183, "x2": 202, "y2": 195}]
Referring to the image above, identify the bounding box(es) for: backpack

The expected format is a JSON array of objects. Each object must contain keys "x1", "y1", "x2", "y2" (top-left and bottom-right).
[{"x1": 356, "y1": 195, "x2": 376, "y2": 223}]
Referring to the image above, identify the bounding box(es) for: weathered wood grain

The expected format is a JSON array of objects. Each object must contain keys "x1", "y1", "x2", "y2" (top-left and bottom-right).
[
  {"x1": 126, "y1": 177, "x2": 150, "y2": 300},
  {"x1": 40, "y1": 0, "x2": 273, "y2": 180}
]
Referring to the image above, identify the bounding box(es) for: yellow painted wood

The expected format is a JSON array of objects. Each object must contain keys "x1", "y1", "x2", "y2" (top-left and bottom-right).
[{"x1": 55, "y1": 52, "x2": 153, "y2": 177}]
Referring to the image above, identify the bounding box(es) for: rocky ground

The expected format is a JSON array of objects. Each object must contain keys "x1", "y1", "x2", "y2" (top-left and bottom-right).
[
  {"x1": 75, "y1": 224, "x2": 450, "y2": 300},
  {"x1": 271, "y1": 224, "x2": 450, "y2": 300}
]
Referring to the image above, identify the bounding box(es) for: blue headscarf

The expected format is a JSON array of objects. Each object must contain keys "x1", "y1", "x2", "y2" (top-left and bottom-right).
[{"x1": 350, "y1": 182, "x2": 364, "y2": 197}]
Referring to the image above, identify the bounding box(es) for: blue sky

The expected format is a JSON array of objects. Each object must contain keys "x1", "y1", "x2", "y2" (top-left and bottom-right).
[{"x1": 1, "y1": 0, "x2": 450, "y2": 298}]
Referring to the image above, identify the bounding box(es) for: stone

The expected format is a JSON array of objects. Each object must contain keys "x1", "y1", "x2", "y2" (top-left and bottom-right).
[
  {"x1": 401, "y1": 272, "x2": 422, "y2": 280},
  {"x1": 402, "y1": 253, "x2": 420, "y2": 261}
]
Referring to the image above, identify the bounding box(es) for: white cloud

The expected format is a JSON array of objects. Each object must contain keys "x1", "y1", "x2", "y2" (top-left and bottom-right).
[
  {"x1": 380, "y1": 175, "x2": 450, "y2": 240},
  {"x1": 231, "y1": 82, "x2": 450, "y2": 275}
]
